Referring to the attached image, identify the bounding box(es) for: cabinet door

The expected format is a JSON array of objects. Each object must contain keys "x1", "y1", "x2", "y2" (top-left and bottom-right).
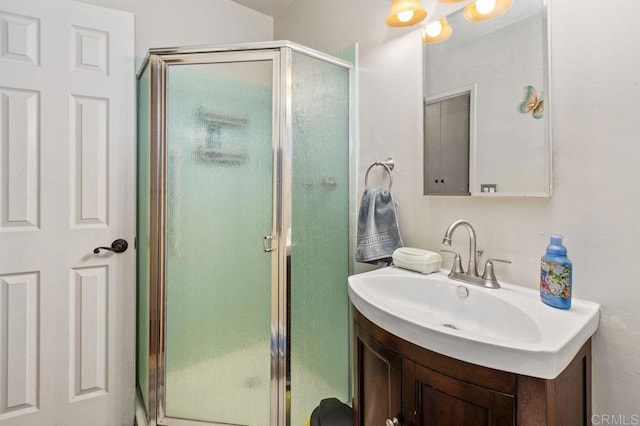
[
  {"x1": 440, "y1": 95, "x2": 470, "y2": 195},
  {"x1": 423, "y1": 94, "x2": 470, "y2": 196},
  {"x1": 424, "y1": 101, "x2": 443, "y2": 195},
  {"x1": 412, "y1": 363, "x2": 514, "y2": 426},
  {"x1": 354, "y1": 326, "x2": 402, "y2": 426}
]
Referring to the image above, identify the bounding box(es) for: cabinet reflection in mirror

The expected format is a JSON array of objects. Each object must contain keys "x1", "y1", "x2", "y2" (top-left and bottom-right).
[{"x1": 423, "y1": 0, "x2": 551, "y2": 197}]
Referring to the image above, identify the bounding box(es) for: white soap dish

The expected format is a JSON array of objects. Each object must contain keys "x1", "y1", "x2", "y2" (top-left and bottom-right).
[{"x1": 392, "y1": 247, "x2": 442, "y2": 274}]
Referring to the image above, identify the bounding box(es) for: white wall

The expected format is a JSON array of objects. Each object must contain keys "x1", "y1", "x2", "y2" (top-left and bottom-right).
[
  {"x1": 77, "y1": 0, "x2": 273, "y2": 57},
  {"x1": 276, "y1": 0, "x2": 640, "y2": 415}
]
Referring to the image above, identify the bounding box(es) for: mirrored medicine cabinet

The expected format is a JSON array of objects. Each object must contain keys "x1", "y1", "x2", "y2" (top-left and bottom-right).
[{"x1": 423, "y1": 0, "x2": 552, "y2": 197}]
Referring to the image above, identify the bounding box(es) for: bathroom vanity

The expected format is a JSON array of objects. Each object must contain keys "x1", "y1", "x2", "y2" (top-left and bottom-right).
[
  {"x1": 353, "y1": 309, "x2": 591, "y2": 426},
  {"x1": 348, "y1": 267, "x2": 600, "y2": 426}
]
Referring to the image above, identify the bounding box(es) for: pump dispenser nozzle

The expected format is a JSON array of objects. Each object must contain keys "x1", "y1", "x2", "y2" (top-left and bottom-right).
[{"x1": 540, "y1": 232, "x2": 567, "y2": 256}]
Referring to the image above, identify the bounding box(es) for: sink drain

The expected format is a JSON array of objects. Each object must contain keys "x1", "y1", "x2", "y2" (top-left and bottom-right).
[{"x1": 442, "y1": 323, "x2": 459, "y2": 330}]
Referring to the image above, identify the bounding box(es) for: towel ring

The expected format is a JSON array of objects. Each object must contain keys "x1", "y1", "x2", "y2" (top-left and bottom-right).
[{"x1": 365, "y1": 162, "x2": 393, "y2": 190}]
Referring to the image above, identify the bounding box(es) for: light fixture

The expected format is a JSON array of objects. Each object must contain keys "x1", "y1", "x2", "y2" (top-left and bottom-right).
[
  {"x1": 436, "y1": 0, "x2": 465, "y2": 3},
  {"x1": 385, "y1": 0, "x2": 428, "y2": 27},
  {"x1": 422, "y1": 18, "x2": 453, "y2": 44},
  {"x1": 463, "y1": 0, "x2": 512, "y2": 22}
]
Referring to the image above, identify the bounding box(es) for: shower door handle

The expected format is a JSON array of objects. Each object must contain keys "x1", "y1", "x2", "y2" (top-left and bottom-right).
[{"x1": 263, "y1": 235, "x2": 274, "y2": 253}]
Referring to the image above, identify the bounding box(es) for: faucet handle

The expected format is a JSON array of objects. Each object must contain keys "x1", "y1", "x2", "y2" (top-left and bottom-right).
[
  {"x1": 440, "y1": 249, "x2": 465, "y2": 274},
  {"x1": 488, "y1": 258, "x2": 511, "y2": 264},
  {"x1": 481, "y1": 258, "x2": 512, "y2": 281}
]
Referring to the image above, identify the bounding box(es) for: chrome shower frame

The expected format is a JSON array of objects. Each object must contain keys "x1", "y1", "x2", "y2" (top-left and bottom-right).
[{"x1": 136, "y1": 41, "x2": 356, "y2": 426}]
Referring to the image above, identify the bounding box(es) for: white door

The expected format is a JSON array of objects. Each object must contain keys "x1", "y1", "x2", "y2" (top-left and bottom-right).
[{"x1": 0, "y1": 1, "x2": 135, "y2": 425}]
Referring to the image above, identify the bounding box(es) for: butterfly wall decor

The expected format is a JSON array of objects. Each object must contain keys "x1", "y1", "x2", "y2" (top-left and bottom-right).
[{"x1": 519, "y1": 85, "x2": 544, "y2": 119}]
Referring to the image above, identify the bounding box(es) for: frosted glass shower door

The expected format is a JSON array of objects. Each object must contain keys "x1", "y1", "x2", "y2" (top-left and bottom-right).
[
  {"x1": 289, "y1": 52, "x2": 351, "y2": 425},
  {"x1": 164, "y1": 55, "x2": 277, "y2": 425}
]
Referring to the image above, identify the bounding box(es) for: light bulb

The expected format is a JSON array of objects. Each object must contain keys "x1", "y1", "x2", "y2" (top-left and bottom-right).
[
  {"x1": 475, "y1": 0, "x2": 497, "y2": 14},
  {"x1": 397, "y1": 10, "x2": 415, "y2": 23},
  {"x1": 425, "y1": 21, "x2": 443, "y2": 38}
]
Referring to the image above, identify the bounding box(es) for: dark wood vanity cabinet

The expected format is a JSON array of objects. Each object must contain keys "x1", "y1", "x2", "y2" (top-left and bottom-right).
[
  {"x1": 354, "y1": 326, "x2": 402, "y2": 424},
  {"x1": 408, "y1": 363, "x2": 514, "y2": 425},
  {"x1": 353, "y1": 309, "x2": 592, "y2": 426}
]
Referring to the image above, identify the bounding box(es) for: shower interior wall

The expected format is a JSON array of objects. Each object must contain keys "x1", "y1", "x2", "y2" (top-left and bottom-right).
[{"x1": 136, "y1": 45, "x2": 353, "y2": 426}]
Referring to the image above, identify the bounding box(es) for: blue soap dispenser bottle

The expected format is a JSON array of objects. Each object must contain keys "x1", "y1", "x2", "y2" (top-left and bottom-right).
[{"x1": 540, "y1": 233, "x2": 572, "y2": 309}]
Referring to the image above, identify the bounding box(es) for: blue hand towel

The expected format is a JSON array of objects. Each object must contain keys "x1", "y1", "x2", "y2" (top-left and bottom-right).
[{"x1": 356, "y1": 187, "x2": 403, "y2": 263}]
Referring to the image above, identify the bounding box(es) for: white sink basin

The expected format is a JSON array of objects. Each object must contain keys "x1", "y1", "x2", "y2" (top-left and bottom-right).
[{"x1": 348, "y1": 266, "x2": 600, "y2": 379}]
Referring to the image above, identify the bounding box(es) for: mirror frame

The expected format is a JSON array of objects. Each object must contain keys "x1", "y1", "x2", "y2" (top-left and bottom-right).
[{"x1": 422, "y1": 0, "x2": 553, "y2": 197}]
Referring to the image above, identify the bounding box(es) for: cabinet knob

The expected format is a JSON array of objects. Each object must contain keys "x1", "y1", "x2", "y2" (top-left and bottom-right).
[{"x1": 386, "y1": 418, "x2": 400, "y2": 426}]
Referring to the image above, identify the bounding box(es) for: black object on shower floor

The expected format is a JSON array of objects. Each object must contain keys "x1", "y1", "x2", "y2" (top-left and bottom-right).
[{"x1": 310, "y1": 398, "x2": 353, "y2": 426}]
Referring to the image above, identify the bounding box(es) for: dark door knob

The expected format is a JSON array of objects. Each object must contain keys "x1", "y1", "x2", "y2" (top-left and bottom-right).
[{"x1": 94, "y1": 239, "x2": 129, "y2": 254}]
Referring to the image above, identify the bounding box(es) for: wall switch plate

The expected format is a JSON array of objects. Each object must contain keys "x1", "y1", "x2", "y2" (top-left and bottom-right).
[{"x1": 481, "y1": 184, "x2": 497, "y2": 193}]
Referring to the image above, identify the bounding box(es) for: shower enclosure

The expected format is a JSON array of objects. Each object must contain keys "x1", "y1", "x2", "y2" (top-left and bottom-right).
[{"x1": 136, "y1": 42, "x2": 355, "y2": 426}]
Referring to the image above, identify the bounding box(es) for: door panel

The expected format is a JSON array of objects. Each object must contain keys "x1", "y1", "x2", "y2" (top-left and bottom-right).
[
  {"x1": 288, "y1": 50, "x2": 351, "y2": 425},
  {"x1": 163, "y1": 57, "x2": 276, "y2": 425},
  {"x1": 440, "y1": 95, "x2": 470, "y2": 195},
  {"x1": 424, "y1": 101, "x2": 442, "y2": 195},
  {"x1": 413, "y1": 364, "x2": 514, "y2": 426},
  {"x1": 0, "y1": 87, "x2": 40, "y2": 230},
  {"x1": 0, "y1": 272, "x2": 39, "y2": 418},
  {"x1": 69, "y1": 266, "x2": 109, "y2": 401},
  {"x1": 424, "y1": 94, "x2": 470, "y2": 196},
  {"x1": 0, "y1": 1, "x2": 134, "y2": 425},
  {"x1": 354, "y1": 326, "x2": 402, "y2": 426},
  {"x1": 69, "y1": 95, "x2": 110, "y2": 228}
]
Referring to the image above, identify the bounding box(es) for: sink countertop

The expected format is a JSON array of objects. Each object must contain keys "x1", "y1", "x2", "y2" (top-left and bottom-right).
[{"x1": 348, "y1": 266, "x2": 600, "y2": 379}]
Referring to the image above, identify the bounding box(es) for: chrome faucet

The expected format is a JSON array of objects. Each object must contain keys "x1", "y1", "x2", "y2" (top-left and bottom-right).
[
  {"x1": 441, "y1": 220, "x2": 510, "y2": 289},
  {"x1": 442, "y1": 220, "x2": 480, "y2": 277}
]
